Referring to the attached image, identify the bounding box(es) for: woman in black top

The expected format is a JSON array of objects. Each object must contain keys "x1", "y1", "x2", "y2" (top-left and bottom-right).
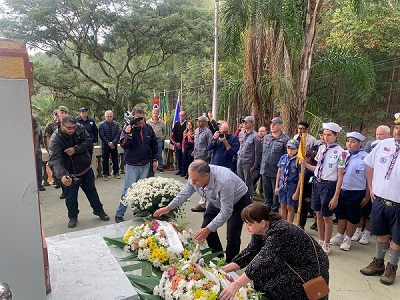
[{"x1": 219, "y1": 203, "x2": 329, "y2": 300}]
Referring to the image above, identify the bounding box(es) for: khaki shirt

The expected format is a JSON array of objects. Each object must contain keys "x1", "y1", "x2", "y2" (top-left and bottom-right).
[{"x1": 147, "y1": 118, "x2": 165, "y2": 140}]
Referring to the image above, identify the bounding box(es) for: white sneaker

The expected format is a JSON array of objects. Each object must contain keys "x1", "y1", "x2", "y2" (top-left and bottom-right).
[
  {"x1": 351, "y1": 231, "x2": 362, "y2": 241},
  {"x1": 322, "y1": 243, "x2": 332, "y2": 255},
  {"x1": 340, "y1": 239, "x2": 352, "y2": 251},
  {"x1": 359, "y1": 231, "x2": 370, "y2": 245},
  {"x1": 330, "y1": 235, "x2": 344, "y2": 246}
]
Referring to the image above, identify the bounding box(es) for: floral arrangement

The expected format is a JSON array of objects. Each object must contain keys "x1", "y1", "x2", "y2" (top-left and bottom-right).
[
  {"x1": 122, "y1": 176, "x2": 185, "y2": 218},
  {"x1": 154, "y1": 261, "x2": 264, "y2": 300},
  {"x1": 123, "y1": 219, "x2": 202, "y2": 269}
]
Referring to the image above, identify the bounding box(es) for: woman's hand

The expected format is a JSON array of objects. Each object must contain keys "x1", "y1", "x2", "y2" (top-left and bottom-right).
[{"x1": 219, "y1": 282, "x2": 240, "y2": 300}]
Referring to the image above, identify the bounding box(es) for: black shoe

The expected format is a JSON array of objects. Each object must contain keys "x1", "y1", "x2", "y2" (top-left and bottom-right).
[
  {"x1": 310, "y1": 222, "x2": 318, "y2": 231},
  {"x1": 54, "y1": 185, "x2": 60, "y2": 189},
  {"x1": 159, "y1": 169, "x2": 165, "y2": 174},
  {"x1": 115, "y1": 215, "x2": 125, "y2": 223},
  {"x1": 60, "y1": 193, "x2": 66, "y2": 199},
  {"x1": 68, "y1": 217, "x2": 78, "y2": 228},
  {"x1": 93, "y1": 211, "x2": 110, "y2": 221},
  {"x1": 39, "y1": 185, "x2": 46, "y2": 191},
  {"x1": 175, "y1": 171, "x2": 182, "y2": 175},
  {"x1": 191, "y1": 205, "x2": 206, "y2": 212},
  {"x1": 180, "y1": 173, "x2": 186, "y2": 177}
]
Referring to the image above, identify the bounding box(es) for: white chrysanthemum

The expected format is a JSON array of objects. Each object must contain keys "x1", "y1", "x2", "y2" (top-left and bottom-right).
[{"x1": 138, "y1": 239, "x2": 148, "y2": 248}]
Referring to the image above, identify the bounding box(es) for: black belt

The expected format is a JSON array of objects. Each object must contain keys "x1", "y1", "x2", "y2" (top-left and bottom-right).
[
  {"x1": 316, "y1": 179, "x2": 336, "y2": 184},
  {"x1": 376, "y1": 196, "x2": 400, "y2": 207}
]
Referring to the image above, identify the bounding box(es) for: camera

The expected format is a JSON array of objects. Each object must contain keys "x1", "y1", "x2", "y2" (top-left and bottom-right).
[
  {"x1": 70, "y1": 174, "x2": 82, "y2": 186},
  {"x1": 219, "y1": 131, "x2": 226, "y2": 138},
  {"x1": 124, "y1": 112, "x2": 142, "y2": 133}
]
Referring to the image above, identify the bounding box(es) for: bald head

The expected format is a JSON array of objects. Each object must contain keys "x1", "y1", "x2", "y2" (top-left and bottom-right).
[{"x1": 219, "y1": 122, "x2": 230, "y2": 133}]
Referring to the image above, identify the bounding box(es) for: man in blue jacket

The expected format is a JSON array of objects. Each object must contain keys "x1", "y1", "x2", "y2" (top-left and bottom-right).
[{"x1": 115, "y1": 108, "x2": 158, "y2": 223}]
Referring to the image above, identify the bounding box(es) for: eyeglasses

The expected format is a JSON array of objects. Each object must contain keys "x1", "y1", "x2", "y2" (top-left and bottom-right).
[{"x1": 63, "y1": 125, "x2": 77, "y2": 130}]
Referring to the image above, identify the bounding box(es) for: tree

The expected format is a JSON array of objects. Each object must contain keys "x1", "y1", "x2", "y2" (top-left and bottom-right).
[{"x1": 0, "y1": 0, "x2": 213, "y2": 118}]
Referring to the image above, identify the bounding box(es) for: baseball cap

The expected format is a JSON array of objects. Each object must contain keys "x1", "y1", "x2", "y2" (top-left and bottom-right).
[
  {"x1": 270, "y1": 117, "x2": 283, "y2": 124},
  {"x1": 394, "y1": 113, "x2": 400, "y2": 125},
  {"x1": 79, "y1": 107, "x2": 88, "y2": 112},
  {"x1": 58, "y1": 106, "x2": 69, "y2": 113},
  {"x1": 287, "y1": 139, "x2": 300, "y2": 149},
  {"x1": 244, "y1": 116, "x2": 254, "y2": 123},
  {"x1": 196, "y1": 116, "x2": 207, "y2": 122}
]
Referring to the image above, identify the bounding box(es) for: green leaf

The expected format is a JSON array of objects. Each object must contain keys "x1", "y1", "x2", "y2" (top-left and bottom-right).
[
  {"x1": 138, "y1": 294, "x2": 163, "y2": 300},
  {"x1": 121, "y1": 253, "x2": 138, "y2": 260},
  {"x1": 127, "y1": 274, "x2": 160, "y2": 294},
  {"x1": 202, "y1": 251, "x2": 225, "y2": 264},
  {"x1": 122, "y1": 261, "x2": 154, "y2": 277},
  {"x1": 103, "y1": 237, "x2": 126, "y2": 249},
  {"x1": 135, "y1": 211, "x2": 151, "y2": 217}
]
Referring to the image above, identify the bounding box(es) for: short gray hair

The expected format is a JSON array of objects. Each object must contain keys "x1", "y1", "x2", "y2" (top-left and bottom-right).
[
  {"x1": 188, "y1": 160, "x2": 210, "y2": 176},
  {"x1": 377, "y1": 125, "x2": 390, "y2": 135}
]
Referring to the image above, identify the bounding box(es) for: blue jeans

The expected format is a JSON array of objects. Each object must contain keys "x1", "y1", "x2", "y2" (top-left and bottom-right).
[
  {"x1": 116, "y1": 163, "x2": 150, "y2": 217},
  {"x1": 63, "y1": 168, "x2": 104, "y2": 218},
  {"x1": 157, "y1": 139, "x2": 164, "y2": 169}
]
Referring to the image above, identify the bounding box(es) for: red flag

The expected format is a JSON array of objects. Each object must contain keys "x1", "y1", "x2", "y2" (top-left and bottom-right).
[{"x1": 153, "y1": 94, "x2": 159, "y2": 109}]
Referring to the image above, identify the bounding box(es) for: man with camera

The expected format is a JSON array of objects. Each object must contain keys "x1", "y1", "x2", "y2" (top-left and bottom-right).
[
  {"x1": 114, "y1": 108, "x2": 159, "y2": 223},
  {"x1": 208, "y1": 122, "x2": 240, "y2": 169},
  {"x1": 48, "y1": 115, "x2": 110, "y2": 228}
]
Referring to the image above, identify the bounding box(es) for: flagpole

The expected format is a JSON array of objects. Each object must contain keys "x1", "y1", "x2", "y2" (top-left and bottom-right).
[
  {"x1": 212, "y1": 0, "x2": 219, "y2": 118},
  {"x1": 296, "y1": 133, "x2": 307, "y2": 227}
]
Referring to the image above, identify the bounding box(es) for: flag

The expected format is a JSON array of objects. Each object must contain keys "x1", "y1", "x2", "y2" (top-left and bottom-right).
[
  {"x1": 296, "y1": 132, "x2": 307, "y2": 227},
  {"x1": 170, "y1": 96, "x2": 181, "y2": 145},
  {"x1": 161, "y1": 94, "x2": 168, "y2": 137},
  {"x1": 297, "y1": 133, "x2": 307, "y2": 160},
  {"x1": 153, "y1": 94, "x2": 159, "y2": 110}
]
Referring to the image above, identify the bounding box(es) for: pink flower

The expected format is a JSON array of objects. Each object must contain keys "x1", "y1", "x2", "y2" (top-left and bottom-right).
[{"x1": 151, "y1": 220, "x2": 160, "y2": 231}]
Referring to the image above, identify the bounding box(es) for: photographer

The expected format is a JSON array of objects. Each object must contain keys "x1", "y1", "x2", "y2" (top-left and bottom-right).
[
  {"x1": 208, "y1": 122, "x2": 239, "y2": 169},
  {"x1": 114, "y1": 108, "x2": 158, "y2": 223},
  {"x1": 48, "y1": 115, "x2": 110, "y2": 228}
]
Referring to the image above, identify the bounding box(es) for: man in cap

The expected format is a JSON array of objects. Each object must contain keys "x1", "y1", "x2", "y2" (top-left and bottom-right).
[
  {"x1": 360, "y1": 113, "x2": 400, "y2": 285},
  {"x1": 191, "y1": 115, "x2": 213, "y2": 212},
  {"x1": 115, "y1": 108, "x2": 158, "y2": 223},
  {"x1": 48, "y1": 115, "x2": 110, "y2": 228},
  {"x1": 330, "y1": 132, "x2": 368, "y2": 251},
  {"x1": 302, "y1": 122, "x2": 345, "y2": 255},
  {"x1": 76, "y1": 107, "x2": 98, "y2": 157},
  {"x1": 99, "y1": 110, "x2": 121, "y2": 180},
  {"x1": 154, "y1": 160, "x2": 252, "y2": 263},
  {"x1": 260, "y1": 117, "x2": 290, "y2": 212},
  {"x1": 237, "y1": 116, "x2": 261, "y2": 199}
]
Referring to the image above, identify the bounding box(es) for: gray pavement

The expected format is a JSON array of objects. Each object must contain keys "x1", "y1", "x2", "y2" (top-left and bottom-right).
[{"x1": 39, "y1": 170, "x2": 398, "y2": 299}]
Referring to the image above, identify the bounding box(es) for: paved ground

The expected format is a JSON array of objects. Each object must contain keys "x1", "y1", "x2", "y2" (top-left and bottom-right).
[{"x1": 39, "y1": 170, "x2": 398, "y2": 299}]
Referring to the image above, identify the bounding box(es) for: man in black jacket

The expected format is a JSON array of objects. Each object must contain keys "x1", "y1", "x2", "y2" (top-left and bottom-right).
[
  {"x1": 115, "y1": 108, "x2": 158, "y2": 223},
  {"x1": 49, "y1": 115, "x2": 110, "y2": 228},
  {"x1": 76, "y1": 107, "x2": 98, "y2": 157},
  {"x1": 99, "y1": 110, "x2": 120, "y2": 180}
]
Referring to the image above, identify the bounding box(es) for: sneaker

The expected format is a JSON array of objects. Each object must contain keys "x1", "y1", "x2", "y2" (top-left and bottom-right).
[
  {"x1": 340, "y1": 238, "x2": 352, "y2": 251},
  {"x1": 115, "y1": 215, "x2": 125, "y2": 223},
  {"x1": 322, "y1": 243, "x2": 332, "y2": 255},
  {"x1": 60, "y1": 193, "x2": 66, "y2": 199},
  {"x1": 351, "y1": 231, "x2": 362, "y2": 241},
  {"x1": 68, "y1": 217, "x2": 78, "y2": 228},
  {"x1": 360, "y1": 257, "x2": 385, "y2": 276},
  {"x1": 330, "y1": 235, "x2": 344, "y2": 246},
  {"x1": 39, "y1": 185, "x2": 46, "y2": 191},
  {"x1": 310, "y1": 222, "x2": 318, "y2": 231},
  {"x1": 191, "y1": 205, "x2": 206, "y2": 212},
  {"x1": 359, "y1": 231, "x2": 370, "y2": 245},
  {"x1": 103, "y1": 175, "x2": 109, "y2": 181},
  {"x1": 159, "y1": 169, "x2": 165, "y2": 174},
  {"x1": 114, "y1": 173, "x2": 121, "y2": 179},
  {"x1": 93, "y1": 211, "x2": 110, "y2": 221},
  {"x1": 380, "y1": 262, "x2": 398, "y2": 285}
]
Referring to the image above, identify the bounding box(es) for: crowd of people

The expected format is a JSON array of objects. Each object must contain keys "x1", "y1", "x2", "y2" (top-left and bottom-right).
[{"x1": 33, "y1": 105, "x2": 400, "y2": 295}]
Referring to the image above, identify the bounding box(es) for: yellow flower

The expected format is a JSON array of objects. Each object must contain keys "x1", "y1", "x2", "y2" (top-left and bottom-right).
[
  {"x1": 207, "y1": 293, "x2": 218, "y2": 300},
  {"x1": 193, "y1": 289, "x2": 206, "y2": 299},
  {"x1": 147, "y1": 237, "x2": 157, "y2": 250},
  {"x1": 151, "y1": 248, "x2": 169, "y2": 263},
  {"x1": 235, "y1": 291, "x2": 243, "y2": 300},
  {"x1": 123, "y1": 229, "x2": 133, "y2": 244},
  {"x1": 182, "y1": 249, "x2": 190, "y2": 260}
]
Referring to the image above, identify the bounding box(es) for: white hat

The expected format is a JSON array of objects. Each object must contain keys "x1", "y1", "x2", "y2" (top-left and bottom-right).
[
  {"x1": 322, "y1": 122, "x2": 342, "y2": 133},
  {"x1": 346, "y1": 132, "x2": 366, "y2": 142}
]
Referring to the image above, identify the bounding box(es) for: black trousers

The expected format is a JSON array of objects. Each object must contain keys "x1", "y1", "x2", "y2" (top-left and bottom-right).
[{"x1": 201, "y1": 192, "x2": 252, "y2": 263}]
